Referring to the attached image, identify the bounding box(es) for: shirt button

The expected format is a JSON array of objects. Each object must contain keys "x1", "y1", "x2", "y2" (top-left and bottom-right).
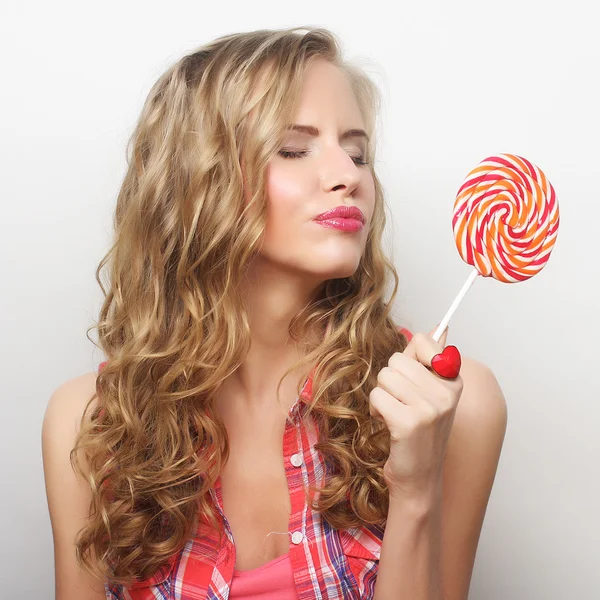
[
  {"x1": 291, "y1": 531, "x2": 304, "y2": 544},
  {"x1": 290, "y1": 453, "x2": 303, "y2": 467}
]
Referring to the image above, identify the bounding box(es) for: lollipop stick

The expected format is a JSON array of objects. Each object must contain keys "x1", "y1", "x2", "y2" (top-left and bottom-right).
[{"x1": 432, "y1": 268, "x2": 480, "y2": 343}]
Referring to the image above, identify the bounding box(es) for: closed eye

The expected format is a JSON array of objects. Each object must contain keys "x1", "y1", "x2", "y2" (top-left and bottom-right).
[{"x1": 278, "y1": 149, "x2": 369, "y2": 166}]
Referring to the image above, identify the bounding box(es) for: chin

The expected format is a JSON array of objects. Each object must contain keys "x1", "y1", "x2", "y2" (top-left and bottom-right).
[{"x1": 310, "y1": 262, "x2": 360, "y2": 280}]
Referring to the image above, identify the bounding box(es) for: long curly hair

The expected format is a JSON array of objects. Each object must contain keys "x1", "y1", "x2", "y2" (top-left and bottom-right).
[{"x1": 71, "y1": 25, "x2": 410, "y2": 587}]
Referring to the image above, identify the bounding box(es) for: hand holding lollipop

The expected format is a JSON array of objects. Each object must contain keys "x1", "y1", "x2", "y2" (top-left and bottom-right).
[{"x1": 373, "y1": 154, "x2": 556, "y2": 502}]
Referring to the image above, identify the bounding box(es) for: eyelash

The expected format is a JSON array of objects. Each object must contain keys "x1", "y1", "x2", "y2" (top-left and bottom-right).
[{"x1": 278, "y1": 149, "x2": 370, "y2": 166}]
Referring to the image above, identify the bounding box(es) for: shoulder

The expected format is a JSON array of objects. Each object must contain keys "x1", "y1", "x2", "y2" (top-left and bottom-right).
[
  {"x1": 455, "y1": 357, "x2": 508, "y2": 437},
  {"x1": 442, "y1": 355, "x2": 508, "y2": 508},
  {"x1": 43, "y1": 371, "x2": 100, "y2": 438},
  {"x1": 42, "y1": 370, "x2": 102, "y2": 483}
]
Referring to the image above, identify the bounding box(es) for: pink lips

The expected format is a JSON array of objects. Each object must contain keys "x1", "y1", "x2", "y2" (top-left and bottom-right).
[
  {"x1": 314, "y1": 205, "x2": 365, "y2": 232},
  {"x1": 315, "y1": 205, "x2": 364, "y2": 222}
]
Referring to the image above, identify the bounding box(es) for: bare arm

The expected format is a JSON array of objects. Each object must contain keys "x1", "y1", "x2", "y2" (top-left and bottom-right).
[
  {"x1": 373, "y1": 357, "x2": 508, "y2": 600},
  {"x1": 42, "y1": 372, "x2": 107, "y2": 600}
]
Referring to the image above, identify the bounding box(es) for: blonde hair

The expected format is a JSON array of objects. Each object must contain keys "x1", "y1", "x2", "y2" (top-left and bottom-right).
[{"x1": 72, "y1": 25, "x2": 408, "y2": 586}]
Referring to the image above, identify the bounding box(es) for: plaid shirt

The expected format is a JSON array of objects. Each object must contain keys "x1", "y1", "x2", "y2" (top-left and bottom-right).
[{"x1": 99, "y1": 344, "x2": 407, "y2": 599}]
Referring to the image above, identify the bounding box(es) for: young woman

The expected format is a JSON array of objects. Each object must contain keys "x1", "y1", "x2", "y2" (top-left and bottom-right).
[{"x1": 42, "y1": 26, "x2": 507, "y2": 600}]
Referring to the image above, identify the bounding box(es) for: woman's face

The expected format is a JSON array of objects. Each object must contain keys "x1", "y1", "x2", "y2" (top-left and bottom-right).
[{"x1": 259, "y1": 59, "x2": 376, "y2": 284}]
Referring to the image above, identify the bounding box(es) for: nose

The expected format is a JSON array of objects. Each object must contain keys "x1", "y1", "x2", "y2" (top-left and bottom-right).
[{"x1": 320, "y1": 146, "x2": 362, "y2": 195}]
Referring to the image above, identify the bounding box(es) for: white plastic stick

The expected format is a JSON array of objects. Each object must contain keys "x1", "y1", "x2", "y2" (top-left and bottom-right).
[{"x1": 432, "y1": 268, "x2": 480, "y2": 343}]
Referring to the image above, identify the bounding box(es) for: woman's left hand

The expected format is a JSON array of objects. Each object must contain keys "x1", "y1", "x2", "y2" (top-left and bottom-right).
[{"x1": 369, "y1": 327, "x2": 464, "y2": 502}]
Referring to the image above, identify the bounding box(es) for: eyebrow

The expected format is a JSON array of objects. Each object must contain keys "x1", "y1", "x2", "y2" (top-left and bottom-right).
[{"x1": 285, "y1": 124, "x2": 370, "y2": 143}]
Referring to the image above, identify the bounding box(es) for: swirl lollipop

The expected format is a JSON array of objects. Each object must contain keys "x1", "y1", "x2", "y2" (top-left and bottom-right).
[{"x1": 432, "y1": 154, "x2": 560, "y2": 342}]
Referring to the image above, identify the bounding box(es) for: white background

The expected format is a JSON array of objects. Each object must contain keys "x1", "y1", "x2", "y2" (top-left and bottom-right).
[{"x1": 1, "y1": 1, "x2": 598, "y2": 598}]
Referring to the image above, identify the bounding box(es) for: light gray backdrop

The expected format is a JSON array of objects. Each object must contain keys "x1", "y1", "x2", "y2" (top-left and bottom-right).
[{"x1": 1, "y1": 1, "x2": 598, "y2": 598}]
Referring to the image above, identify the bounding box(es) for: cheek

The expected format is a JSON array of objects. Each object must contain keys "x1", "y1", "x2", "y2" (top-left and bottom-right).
[
  {"x1": 264, "y1": 166, "x2": 310, "y2": 238},
  {"x1": 267, "y1": 164, "x2": 306, "y2": 208},
  {"x1": 365, "y1": 173, "x2": 376, "y2": 209}
]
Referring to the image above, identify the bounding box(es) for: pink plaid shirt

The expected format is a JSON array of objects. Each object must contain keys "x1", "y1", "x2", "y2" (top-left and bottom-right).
[{"x1": 101, "y1": 328, "x2": 413, "y2": 599}]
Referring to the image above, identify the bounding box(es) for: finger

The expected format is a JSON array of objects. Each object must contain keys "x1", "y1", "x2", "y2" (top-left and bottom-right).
[
  {"x1": 401, "y1": 331, "x2": 445, "y2": 367},
  {"x1": 389, "y1": 350, "x2": 461, "y2": 413},
  {"x1": 376, "y1": 364, "x2": 423, "y2": 407},
  {"x1": 430, "y1": 324, "x2": 449, "y2": 347},
  {"x1": 387, "y1": 351, "x2": 433, "y2": 389},
  {"x1": 397, "y1": 324, "x2": 447, "y2": 348},
  {"x1": 369, "y1": 386, "x2": 412, "y2": 430}
]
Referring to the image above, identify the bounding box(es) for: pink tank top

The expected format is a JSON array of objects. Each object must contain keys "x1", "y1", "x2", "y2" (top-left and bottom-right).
[{"x1": 229, "y1": 552, "x2": 299, "y2": 599}]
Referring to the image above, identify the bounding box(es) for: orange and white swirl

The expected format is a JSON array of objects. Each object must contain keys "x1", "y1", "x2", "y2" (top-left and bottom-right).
[{"x1": 452, "y1": 154, "x2": 559, "y2": 283}]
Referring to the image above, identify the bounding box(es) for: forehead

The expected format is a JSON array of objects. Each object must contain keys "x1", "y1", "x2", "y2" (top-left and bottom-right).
[{"x1": 292, "y1": 59, "x2": 364, "y2": 126}]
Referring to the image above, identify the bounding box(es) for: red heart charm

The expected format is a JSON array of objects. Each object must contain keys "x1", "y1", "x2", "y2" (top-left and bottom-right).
[{"x1": 430, "y1": 345, "x2": 462, "y2": 379}]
